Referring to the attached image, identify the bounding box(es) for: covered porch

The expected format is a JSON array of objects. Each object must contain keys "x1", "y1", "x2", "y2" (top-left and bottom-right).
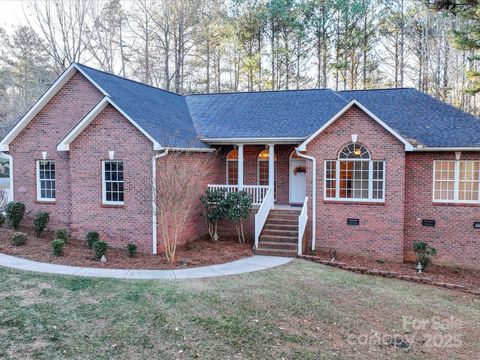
[{"x1": 207, "y1": 143, "x2": 309, "y2": 256}]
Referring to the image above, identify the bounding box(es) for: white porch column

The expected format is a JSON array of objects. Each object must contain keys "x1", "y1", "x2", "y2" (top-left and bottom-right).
[
  {"x1": 237, "y1": 144, "x2": 244, "y2": 190},
  {"x1": 268, "y1": 144, "x2": 275, "y2": 190}
]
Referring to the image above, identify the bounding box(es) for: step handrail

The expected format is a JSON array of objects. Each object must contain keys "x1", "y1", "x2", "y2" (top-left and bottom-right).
[
  {"x1": 297, "y1": 197, "x2": 309, "y2": 256},
  {"x1": 254, "y1": 187, "x2": 274, "y2": 249}
]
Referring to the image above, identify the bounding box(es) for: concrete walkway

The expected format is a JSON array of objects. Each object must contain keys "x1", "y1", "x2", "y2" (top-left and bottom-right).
[{"x1": 0, "y1": 252, "x2": 293, "y2": 280}]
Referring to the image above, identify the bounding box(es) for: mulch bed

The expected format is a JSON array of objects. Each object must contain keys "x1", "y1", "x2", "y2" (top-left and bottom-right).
[
  {"x1": 0, "y1": 226, "x2": 253, "y2": 270},
  {"x1": 303, "y1": 251, "x2": 480, "y2": 295}
]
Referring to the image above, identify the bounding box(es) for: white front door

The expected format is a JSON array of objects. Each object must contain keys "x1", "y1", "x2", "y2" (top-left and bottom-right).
[{"x1": 289, "y1": 158, "x2": 306, "y2": 204}]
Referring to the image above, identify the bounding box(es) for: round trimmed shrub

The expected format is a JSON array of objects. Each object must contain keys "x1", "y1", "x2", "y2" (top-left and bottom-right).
[
  {"x1": 12, "y1": 232, "x2": 27, "y2": 246},
  {"x1": 6, "y1": 202, "x2": 25, "y2": 230},
  {"x1": 127, "y1": 243, "x2": 137, "y2": 258},
  {"x1": 86, "y1": 231, "x2": 100, "y2": 249},
  {"x1": 0, "y1": 213, "x2": 5, "y2": 228},
  {"x1": 52, "y1": 239, "x2": 65, "y2": 256},
  {"x1": 93, "y1": 241, "x2": 107, "y2": 260},
  {"x1": 33, "y1": 211, "x2": 50, "y2": 237},
  {"x1": 55, "y1": 229, "x2": 68, "y2": 243}
]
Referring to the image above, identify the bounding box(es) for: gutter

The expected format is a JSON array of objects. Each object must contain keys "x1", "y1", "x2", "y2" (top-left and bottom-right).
[
  {"x1": 0, "y1": 152, "x2": 13, "y2": 202},
  {"x1": 152, "y1": 149, "x2": 169, "y2": 255},
  {"x1": 295, "y1": 148, "x2": 316, "y2": 251}
]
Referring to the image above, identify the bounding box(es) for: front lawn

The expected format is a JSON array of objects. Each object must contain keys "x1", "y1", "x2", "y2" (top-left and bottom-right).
[{"x1": 1, "y1": 260, "x2": 479, "y2": 359}]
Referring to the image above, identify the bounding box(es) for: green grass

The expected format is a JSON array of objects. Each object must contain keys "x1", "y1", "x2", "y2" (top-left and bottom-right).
[{"x1": 0, "y1": 260, "x2": 479, "y2": 359}]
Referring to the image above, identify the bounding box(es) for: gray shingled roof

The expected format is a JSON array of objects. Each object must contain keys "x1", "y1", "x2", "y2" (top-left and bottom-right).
[
  {"x1": 34, "y1": 64, "x2": 480, "y2": 149},
  {"x1": 76, "y1": 64, "x2": 208, "y2": 149}
]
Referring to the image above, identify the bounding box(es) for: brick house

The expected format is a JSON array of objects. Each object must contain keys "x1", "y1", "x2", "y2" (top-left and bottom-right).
[{"x1": 1, "y1": 63, "x2": 480, "y2": 269}]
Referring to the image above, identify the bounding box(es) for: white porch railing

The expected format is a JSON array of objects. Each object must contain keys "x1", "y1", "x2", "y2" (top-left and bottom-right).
[
  {"x1": 207, "y1": 184, "x2": 269, "y2": 205},
  {"x1": 297, "y1": 196, "x2": 309, "y2": 256},
  {"x1": 254, "y1": 187, "x2": 274, "y2": 249}
]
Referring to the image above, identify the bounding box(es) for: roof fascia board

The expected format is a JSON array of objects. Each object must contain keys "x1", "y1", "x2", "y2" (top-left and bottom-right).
[
  {"x1": 0, "y1": 64, "x2": 78, "y2": 151},
  {"x1": 201, "y1": 137, "x2": 305, "y2": 145},
  {"x1": 57, "y1": 97, "x2": 162, "y2": 151},
  {"x1": 413, "y1": 147, "x2": 480, "y2": 152},
  {"x1": 297, "y1": 100, "x2": 414, "y2": 152},
  {"x1": 159, "y1": 147, "x2": 215, "y2": 152},
  {"x1": 73, "y1": 64, "x2": 110, "y2": 97}
]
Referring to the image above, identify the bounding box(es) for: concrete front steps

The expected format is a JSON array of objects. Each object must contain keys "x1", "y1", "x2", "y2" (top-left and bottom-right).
[{"x1": 255, "y1": 209, "x2": 300, "y2": 257}]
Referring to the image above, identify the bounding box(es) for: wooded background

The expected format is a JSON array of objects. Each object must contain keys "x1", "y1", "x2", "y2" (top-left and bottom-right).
[{"x1": 0, "y1": 0, "x2": 478, "y2": 134}]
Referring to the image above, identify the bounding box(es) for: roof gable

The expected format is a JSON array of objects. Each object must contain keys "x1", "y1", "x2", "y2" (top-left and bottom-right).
[{"x1": 297, "y1": 100, "x2": 414, "y2": 151}]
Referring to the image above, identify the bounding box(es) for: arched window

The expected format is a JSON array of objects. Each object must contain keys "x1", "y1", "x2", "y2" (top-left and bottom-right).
[
  {"x1": 226, "y1": 149, "x2": 238, "y2": 185},
  {"x1": 325, "y1": 143, "x2": 384, "y2": 201},
  {"x1": 338, "y1": 143, "x2": 370, "y2": 159},
  {"x1": 257, "y1": 149, "x2": 277, "y2": 186}
]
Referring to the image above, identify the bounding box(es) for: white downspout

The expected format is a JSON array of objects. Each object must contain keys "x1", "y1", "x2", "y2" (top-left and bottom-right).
[
  {"x1": 152, "y1": 149, "x2": 169, "y2": 255},
  {"x1": 295, "y1": 148, "x2": 316, "y2": 251},
  {"x1": 1, "y1": 152, "x2": 13, "y2": 202}
]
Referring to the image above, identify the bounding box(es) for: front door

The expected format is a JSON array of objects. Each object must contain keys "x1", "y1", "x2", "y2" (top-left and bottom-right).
[{"x1": 289, "y1": 156, "x2": 306, "y2": 204}]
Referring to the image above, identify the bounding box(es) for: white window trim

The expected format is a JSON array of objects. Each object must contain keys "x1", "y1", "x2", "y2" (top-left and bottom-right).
[
  {"x1": 432, "y1": 160, "x2": 480, "y2": 204},
  {"x1": 36, "y1": 160, "x2": 56, "y2": 202},
  {"x1": 102, "y1": 160, "x2": 124, "y2": 205},
  {"x1": 324, "y1": 159, "x2": 386, "y2": 203}
]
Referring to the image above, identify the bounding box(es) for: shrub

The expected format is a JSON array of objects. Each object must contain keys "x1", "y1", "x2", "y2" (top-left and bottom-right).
[
  {"x1": 0, "y1": 213, "x2": 5, "y2": 228},
  {"x1": 5, "y1": 202, "x2": 25, "y2": 230},
  {"x1": 200, "y1": 188, "x2": 227, "y2": 241},
  {"x1": 86, "y1": 231, "x2": 100, "y2": 249},
  {"x1": 52, "y1": 239, "x2": 65, "y2": 256},
  {"x1": 33, "y1": 211, "x2": 50, "y2": 237},
  {"x1": 12, "y1": 232, "x2": 27, "y2": 246},
  {"x1": 224, "y1": 191, "x2": 253, "y2": 244},
  {"x1": 413, "y1": 241, "x2": 437, "y2": 271},
  {"x1": 185, "y1": 241, "x2": 203, "y2": 251},
  {"x1": 55, "y1": 229, "x2": 68, "y2": 243},
  {"x1": 93, "y1": 241, "x2": 107, "y2": 260},
  {"x1": 127, "y1": 243, "x2": 137, "y2": 258}
]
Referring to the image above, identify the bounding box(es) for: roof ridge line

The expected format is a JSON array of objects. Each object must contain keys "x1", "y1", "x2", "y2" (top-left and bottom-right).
[
  {"x1": 339, "y1": 87, "x2": 415, "y2": 92},
  {"x1": 74, "y1": 63, "x2": 184, "y2": 97},
  {"x1": 185, "y1": 88, "x2": 333, "y2": 96}
]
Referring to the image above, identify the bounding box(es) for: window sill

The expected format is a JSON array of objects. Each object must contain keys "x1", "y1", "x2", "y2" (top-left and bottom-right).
[
  {"x1": 432, "y1": 202, "x2": 480, "y2": 208},
  {"x1": 101, "y1": 203, "x2": 125, "y2": 208},
  {"x1": 35, "y1": 200, "x2": 56, "y2": 205},
  {"x1": 323, "y1": 200, "x2": 385, "y2": 206}
]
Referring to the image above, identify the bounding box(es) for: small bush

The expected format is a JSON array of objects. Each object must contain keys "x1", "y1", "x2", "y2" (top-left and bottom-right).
[
  {"x1": 185, "y1": 241, "x2": 203, "y2": 251},
  {"x1": 93, "y1": 241, "x2": 107, "y2": 260},
  {"x1": 86, "y1": 231, "x2": 100, "y2": 249},
  {"x1": 413, "y1": 241, "x2": 437, "y2": 271},
  {"x1": 33, "y1": 211, "x2": 50, "y2": 237},
  {"x1": 52, "y1": 239, "x2": 65, "y2": 256},
  {"x1": 127, "y1": 243, "x2": 137, "y2": 258},
  {"x1": 55, "y1": 229, "x2": 68, "y2": 243},
  {"x1": 12, "y1": 232, "x2": 27, "y2": 246},
  {"x1": 0, "y1": 213, "x2": 5, "y2": 228},
  {"x1": 6, "y1": 202, "x2": 25, "y2": 230}
]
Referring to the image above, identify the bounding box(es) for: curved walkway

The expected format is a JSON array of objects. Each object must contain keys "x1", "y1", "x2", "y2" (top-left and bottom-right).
[{"x1": 0, "y1": 252, "x2": 293, "y2": 280}]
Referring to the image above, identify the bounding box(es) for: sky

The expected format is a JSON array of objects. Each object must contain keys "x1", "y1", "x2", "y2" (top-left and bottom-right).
[{"x1": 0, "y1": 0, "x2": 24, "y2": 29}]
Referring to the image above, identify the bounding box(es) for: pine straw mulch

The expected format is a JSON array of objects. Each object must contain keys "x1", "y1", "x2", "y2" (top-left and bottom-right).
[
  {"x1": 0, "y1": 226, "x2": 253, "y2": 270},
  {"x1": 303, "y1": 251, "x2": 480, "y2": 294}
]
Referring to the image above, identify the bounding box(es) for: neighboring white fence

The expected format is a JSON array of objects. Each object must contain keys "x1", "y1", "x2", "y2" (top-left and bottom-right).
[
  {"x1": 207, "y1": 184, "x2": 269, "y2": 205},
  {"x1": 254, "y1": 187, "x2": 274, "y2": 249},
  {"x1": 297, "y1": 196, "x2": 309, "y2": 256}
]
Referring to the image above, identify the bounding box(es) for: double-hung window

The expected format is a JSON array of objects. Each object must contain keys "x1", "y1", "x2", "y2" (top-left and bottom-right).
[
  {"x1": 433, "y1": 160, "x2": 480, "y2": 203},
  {"x1": 102, "y1": 160, "x2": 124, "y2": 205},
  {"x1": 324, "y1": 143, "x2": 385, "y2": 202},
  {"x1": 36, "y1": 160, "x2": 56, "y2": 202}
]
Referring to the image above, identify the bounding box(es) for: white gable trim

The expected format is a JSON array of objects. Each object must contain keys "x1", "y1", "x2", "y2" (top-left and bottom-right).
[
  {"x1": 297, "y1": 100, "x2": 414, "y2": 152},
  {"x1": 57, "y1": 97, "x2": 162, "y2": 151},
  {"x1": 0, "y1": 64, "x2": 109, "y2": 151}
]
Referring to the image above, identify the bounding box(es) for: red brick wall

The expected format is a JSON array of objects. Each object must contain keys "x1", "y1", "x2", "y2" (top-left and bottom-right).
[
  {"x1": 405, "y1": 152, "x2": 480, "y2": 269},
  {"x1": 69, "y1": 105, "x2": 155, "y2": 252},
  {"x1": 9, "y1": 72, "x2": 103, "y2": 229},
  {"x1": 155, "y1": 151, "x2": 223, "y2": 252},
  {"x1": 305, "y1": 105, "x2": 406, "y2": 261}
]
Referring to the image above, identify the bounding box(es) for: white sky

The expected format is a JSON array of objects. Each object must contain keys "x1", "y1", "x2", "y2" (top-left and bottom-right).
[{"x1": 0, "y1": 0, "x2": 24, "y2": 29}]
